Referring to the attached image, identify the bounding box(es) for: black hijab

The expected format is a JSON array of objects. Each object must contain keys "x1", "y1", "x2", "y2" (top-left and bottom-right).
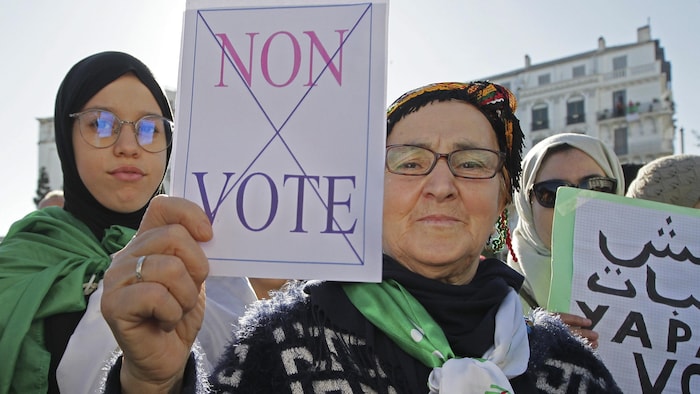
[{"x1": 54, "y1": 51, "x2": 173, "y2": 239}]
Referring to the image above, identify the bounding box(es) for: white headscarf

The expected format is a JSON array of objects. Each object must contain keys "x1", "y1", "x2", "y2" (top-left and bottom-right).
[{"x1": 507, "y1": 133, "x2": 625, "y2": 310}]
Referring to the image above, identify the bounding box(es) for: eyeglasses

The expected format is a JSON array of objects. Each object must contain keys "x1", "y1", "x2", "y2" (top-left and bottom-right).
[
  {"x1": 385, "y1": 144, "x2": 505, "y2": 179},
  {"x1": 69, "y1": 109, "x2": 173, "y2": 153},
  {"x1": 530, "y1": 176, "x2": 617, "y2": 208}
]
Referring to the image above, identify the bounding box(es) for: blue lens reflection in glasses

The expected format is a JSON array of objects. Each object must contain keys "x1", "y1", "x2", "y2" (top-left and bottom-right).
[
  {"x1": 138, "y1": 120, "x2": 156, "y2": 145},
  {"x1": 96, "y1": 112, "x2": 115, "y2": 138}
]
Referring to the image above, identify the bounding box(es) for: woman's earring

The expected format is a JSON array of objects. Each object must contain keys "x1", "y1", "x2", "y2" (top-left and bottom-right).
[{"x1": 488, "y1": 210, "x2": 509, "y2": 252}]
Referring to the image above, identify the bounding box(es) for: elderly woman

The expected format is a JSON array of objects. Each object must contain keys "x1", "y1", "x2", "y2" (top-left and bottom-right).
[
  {"x1": 507, "y1": 133, "x2": 625, "y2": 347},
  {"x1": 102, "y1": 82, "x2": 620, "y2": 393}
]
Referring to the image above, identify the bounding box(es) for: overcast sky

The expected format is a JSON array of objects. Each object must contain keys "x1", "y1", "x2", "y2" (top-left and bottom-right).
[{"x1": 1, "y1": 0, "x2": 698, "y2": 235}]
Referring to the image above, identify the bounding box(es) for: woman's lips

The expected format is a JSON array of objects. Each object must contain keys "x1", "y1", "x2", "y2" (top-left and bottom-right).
[
  {"x1": 418, "y1": 214, "x2": 459, "y2": 225},
  {"x1": 109, "y1": 166, "x2": 145, "y2": 182}
]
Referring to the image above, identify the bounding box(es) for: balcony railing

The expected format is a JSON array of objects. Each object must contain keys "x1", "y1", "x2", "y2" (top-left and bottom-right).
[
  {"x1": 566, "y1": 114, "x2": 585, "y2": 125},
  {"x1": 596, "y1": 99, "x2": 671, "y2": 121}
]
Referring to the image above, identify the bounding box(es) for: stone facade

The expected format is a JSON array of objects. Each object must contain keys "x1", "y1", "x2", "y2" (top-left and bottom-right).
[{"x1": 482, "y1": 25, "x2": 674, "y2": 164}]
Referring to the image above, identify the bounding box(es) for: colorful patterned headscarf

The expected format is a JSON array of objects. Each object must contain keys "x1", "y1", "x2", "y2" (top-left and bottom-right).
[{"x1": 387, "y1": 81, "x2": 525, "y2": 194}]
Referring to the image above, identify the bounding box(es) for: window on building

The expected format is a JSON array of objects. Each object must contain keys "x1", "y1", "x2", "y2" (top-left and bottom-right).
[
  {"x1": 532, "y1": 105, "x2": 549, "y2": 130},
  {"x1": 573, "y1": 65, "x2": 586, "y2": 78},
  {"x1": 614, "y1": 127, "x2": 628, "y2": 155},
  {"x1": 567, "y1": 98, "x2": 585, "y2": 124},
  {"x1": 613, "y1": 56, "x2": 627, "y2": 70},
  {"x1": 613, "y1": 90, "x2": 627, "y2": 117},
  {"x1": 612, "y1": 56, "x2": 627, "y2": 78},
  {"x1": 538, "y1": 74, "x2": 551, "y2": 86}
]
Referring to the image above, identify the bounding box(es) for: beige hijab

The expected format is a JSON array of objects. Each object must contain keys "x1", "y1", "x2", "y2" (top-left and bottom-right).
[{"x1": 507, "y1": 133, "x2": 625, "y2": 310}]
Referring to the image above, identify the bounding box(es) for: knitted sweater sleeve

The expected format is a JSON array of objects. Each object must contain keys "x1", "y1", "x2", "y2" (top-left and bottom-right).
[
  {"x1": 210, "y1": 283, "x2": 402, "y2": 393},
  {"x1": 527, "y1": 309, "x2": 622, "y2": 393},
  {"x1": 209, "y1": 287, "x2": 316, "y2": 393}
]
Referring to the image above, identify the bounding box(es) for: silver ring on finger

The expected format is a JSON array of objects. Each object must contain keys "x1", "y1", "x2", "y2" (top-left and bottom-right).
[{"x1": 135, "y1": 255, "x2": 148, "y2": 282}]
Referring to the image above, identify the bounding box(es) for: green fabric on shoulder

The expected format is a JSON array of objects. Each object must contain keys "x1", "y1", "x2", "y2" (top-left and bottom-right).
[
  {"x1": 0, "y1": 207, "x2": 135, "y2": 394},
  {"x1": 343, "y1": 280, "x2": 455, "y2": 368}
]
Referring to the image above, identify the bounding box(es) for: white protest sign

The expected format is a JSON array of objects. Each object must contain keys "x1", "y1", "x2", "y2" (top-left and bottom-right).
[
  {"x1": 550, "y1": 188, "x2": 700, "y2": 393},
  {"x1": 171, "y1": 0, "x2": 387, "y2": 281}
]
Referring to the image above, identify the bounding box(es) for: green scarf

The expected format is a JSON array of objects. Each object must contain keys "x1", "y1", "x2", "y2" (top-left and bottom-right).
[
  {"x1": 0, "y1": 207, "x2": 135, "y2": 394},
  {"x1": 343, "y1": 279, "x2": 456, "y2": 368}
]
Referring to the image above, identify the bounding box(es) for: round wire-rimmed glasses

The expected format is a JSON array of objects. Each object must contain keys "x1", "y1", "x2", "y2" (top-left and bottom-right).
[{"x1": 69, "y1": 109, "x2": 173, "y2": 153}]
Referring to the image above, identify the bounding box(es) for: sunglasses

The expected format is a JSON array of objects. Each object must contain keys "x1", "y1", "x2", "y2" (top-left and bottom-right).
[{"x1": 530, "y1": 176, "x2": 617, "y2": 208}]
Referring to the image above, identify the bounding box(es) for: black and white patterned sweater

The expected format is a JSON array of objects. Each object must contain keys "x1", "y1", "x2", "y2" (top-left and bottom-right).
[
  {"x1": 105, "y1": 280, "x2": 621, "y2": 393},
  {"x1": 206, "y1": 281, "x2": 621, "y2": 394}
]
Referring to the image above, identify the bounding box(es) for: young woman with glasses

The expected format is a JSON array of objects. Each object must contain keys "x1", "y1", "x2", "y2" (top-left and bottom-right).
[
  {"x1": 507, "y1": 133, "x2": 625, "y2": 348},
  {"x1": 0, "y1": 51, "x2": 256, "y2": 393}
]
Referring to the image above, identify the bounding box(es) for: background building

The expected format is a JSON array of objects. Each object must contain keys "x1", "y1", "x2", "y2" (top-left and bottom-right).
[
  {"x1": 482, "y1": 25, "x2": 674, "y2": 163},
  {"x1": 37, "y1": 117, "x2": 63, "y2": 196}
]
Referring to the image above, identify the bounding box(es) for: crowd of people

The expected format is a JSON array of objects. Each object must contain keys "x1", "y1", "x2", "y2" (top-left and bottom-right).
[{"x1": 0, "y1": 50, "x2": 697, "y2": 393}]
